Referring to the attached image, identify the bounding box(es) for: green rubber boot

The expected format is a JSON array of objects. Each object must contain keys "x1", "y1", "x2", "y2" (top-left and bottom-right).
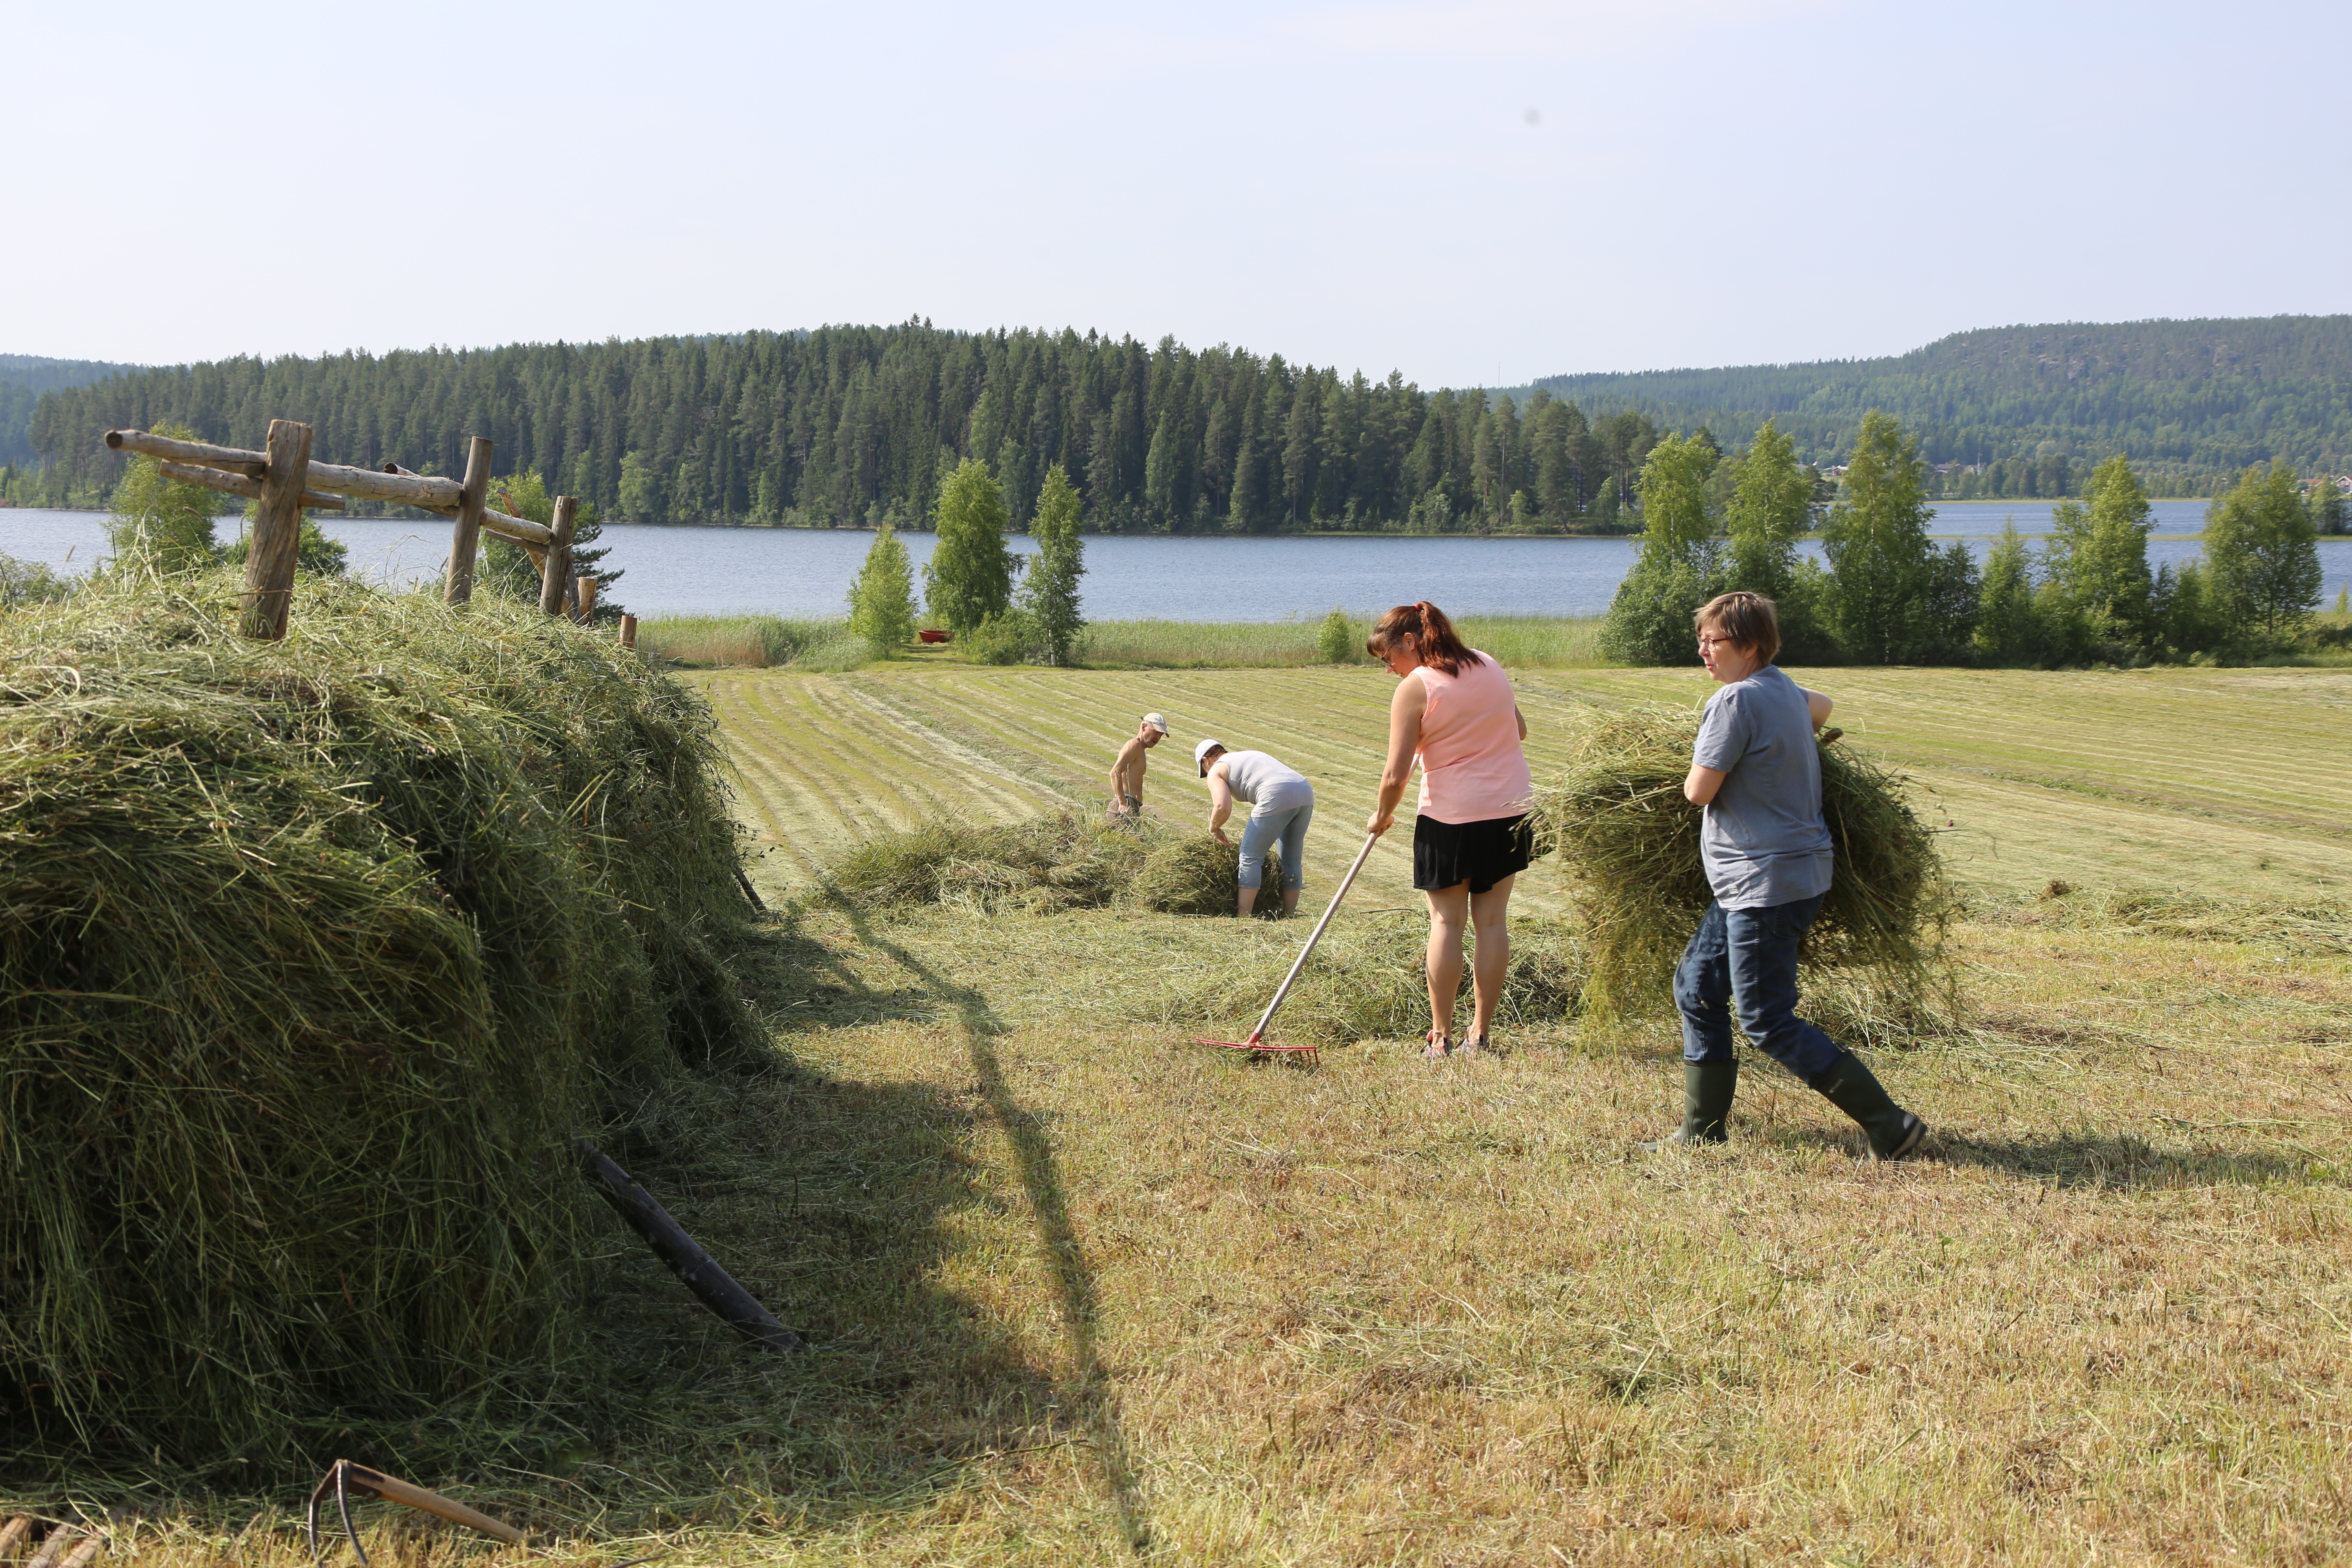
[
  {"x1": 1640, "y1": 1059, "x2": 1737, "y2": 1149},
  {"x1": 1809, "y1": 1053, "x2": 1927, "y2": 1160}
]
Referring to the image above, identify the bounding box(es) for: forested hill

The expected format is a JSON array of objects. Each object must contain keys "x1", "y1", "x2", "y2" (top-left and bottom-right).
[
  {"x1": 24, "y1": 315, "x2": 2352, "y2": 527},
  {"x1": 27, "y1": 324, "x2": 1646, "y2": 532},
  {"x1": 2, "y1": 354, "x2": 140, "y2": 466},
  {"x1": 1525, "y1": 316, "x2": 2352, "y2": 490}
]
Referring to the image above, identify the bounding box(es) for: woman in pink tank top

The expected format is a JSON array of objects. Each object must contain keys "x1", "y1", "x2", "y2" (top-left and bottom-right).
[{"x1": 1365, "y1": 601, "x2": 1534, "y2": 1059}]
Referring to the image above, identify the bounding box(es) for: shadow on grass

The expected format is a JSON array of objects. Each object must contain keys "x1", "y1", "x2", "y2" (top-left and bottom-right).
[
  {"x1": 1931, "y1": 1131, "x2": 2317, "y2": 1189},
  {"x1": 1740, "y1": 1119, "x2": 2319, "y2": 1189},
  {"x1": 820, "y1": 896, "x2": 1152, "y2": 1553}
]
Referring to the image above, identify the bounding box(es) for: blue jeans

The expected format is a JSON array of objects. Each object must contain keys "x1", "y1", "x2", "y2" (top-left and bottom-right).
[
  {"x1": 1238, "y1": 801, "x2": 1312, "y2": 890},
  {"x1": 1674, "y1": 895, "x2": 1844, "y2": 1083}
]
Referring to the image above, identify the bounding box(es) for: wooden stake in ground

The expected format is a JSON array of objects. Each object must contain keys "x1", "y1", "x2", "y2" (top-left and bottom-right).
[
  {"x1": 443, "y1": 436, "x2": 493, "y2": 605},
  {"x1": 540, "y1": 495, "x2": 578, "y2": 616},
  {"x1": 620, "y1": 612, "x2": 639, "y2": 650},
  {"x1": 575, "y1": 573, "x2": 598, "y2": 623},
  {"x1": 241, "y1": 418, "x2": 313, "y2": 640}
]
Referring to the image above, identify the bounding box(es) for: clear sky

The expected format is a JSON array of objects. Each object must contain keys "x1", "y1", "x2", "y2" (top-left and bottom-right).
[{"x1": 6, "y1": 0, "x2": 2344, "y2": 385}]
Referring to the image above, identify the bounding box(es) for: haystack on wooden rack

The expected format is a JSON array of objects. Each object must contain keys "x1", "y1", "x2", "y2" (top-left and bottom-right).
[{"x1": 103, "y1": 423, "x2": 597, "y2": 640}]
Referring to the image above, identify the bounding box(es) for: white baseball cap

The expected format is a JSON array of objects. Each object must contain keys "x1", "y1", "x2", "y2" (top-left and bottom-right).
[
  {"x1": 1141, "y1": 712, "x2": 1168, "y2": 733},
  {"x1": 1194, "y1": 737, "x2": 1225, "y2": 776}
]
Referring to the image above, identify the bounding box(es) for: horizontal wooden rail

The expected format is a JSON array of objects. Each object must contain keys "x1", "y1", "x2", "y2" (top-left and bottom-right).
[
  {"x1": 384, "y1": 464, "x2": 553, "y2": 544},
  {"x1": 157, "y1": 459, "x2": 343, "y2": 510},
  {"x1": 108, "y1": 428, "x2": 468, "y2": 510},
  {"x1": 106, "y1": 427, "x2": 265, "y2": 477}
]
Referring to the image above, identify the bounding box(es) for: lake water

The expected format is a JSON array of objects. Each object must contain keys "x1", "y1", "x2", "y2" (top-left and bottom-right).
[{"x1": 6, "y1": 502, "x2": 2346, "y2": 621}]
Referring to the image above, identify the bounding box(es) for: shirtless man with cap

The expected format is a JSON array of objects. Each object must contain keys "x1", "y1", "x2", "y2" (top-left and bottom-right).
[{"x1": 1108, "y1": 713, "x2": 1169, "y2": 824}]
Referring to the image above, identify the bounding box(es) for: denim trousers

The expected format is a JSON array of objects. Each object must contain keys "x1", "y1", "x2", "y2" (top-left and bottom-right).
[
  {"x1": 1237, "y1": 801, "x2": 1312, "y2": 890},
  {"x1": 1673, "y1": 894, "x2": 1844, "y2": 1082}
]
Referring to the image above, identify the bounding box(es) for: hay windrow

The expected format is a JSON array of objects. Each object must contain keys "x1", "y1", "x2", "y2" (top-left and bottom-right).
[
  {"x1": 827, "y1": 815, "x2": 1289, "y2": 919},
  {"x1": 0, "y1": 572, "x2": 760, "y2": 1465},
  {"x1": 1526, "y1": 704, "x2": 1955, "y2": 1027}
]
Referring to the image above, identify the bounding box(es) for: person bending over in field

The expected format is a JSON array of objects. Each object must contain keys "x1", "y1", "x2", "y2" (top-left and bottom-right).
[
  {"x1": 1194, "y1": 739, "x2": 1313, "y2": 918},
  {"x1": 1365, "y1": 600, "x2": 1532, "y2": 1059},
  {"x1": 1108, "y1": 712, "x2": 1169, "y2": 825},
  {"x1": 1651, "y1": 590, "x2": 1927, "y2": 1160}
]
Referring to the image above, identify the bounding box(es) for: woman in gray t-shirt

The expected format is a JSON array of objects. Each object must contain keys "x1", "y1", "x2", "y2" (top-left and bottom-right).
[
  {"x1": 1193, "y1": 741, "x2": 1313, "y2": 919},
  {"x1": 1647, "y1": 592, "x2": 1929, "y2": 1163}
]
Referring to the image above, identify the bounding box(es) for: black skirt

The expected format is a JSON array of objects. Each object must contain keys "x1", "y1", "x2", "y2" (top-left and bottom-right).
[{"x1": 1412, "y1": 811, "x2": 1533, "y2": 894}]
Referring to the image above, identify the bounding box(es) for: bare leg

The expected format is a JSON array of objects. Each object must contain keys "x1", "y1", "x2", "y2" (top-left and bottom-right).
[
  {"x1": 1463, "y1": 875, "x2": 1517, "y2": 1043},
  {"x1": 1424, "y1": 883, "x2": 1470, "y2": 1041},
  {"x1": 1281, "y1": 886, "x2": 1300, "y2": 917},
  {"x1": 1237, "y1": 884, "x2": 1258, "y2": 918}
]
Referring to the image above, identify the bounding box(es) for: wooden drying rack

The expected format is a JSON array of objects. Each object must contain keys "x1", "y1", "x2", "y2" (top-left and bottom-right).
[{"x1": 104, "y1": 423, "x2": 628, "y2": 646}]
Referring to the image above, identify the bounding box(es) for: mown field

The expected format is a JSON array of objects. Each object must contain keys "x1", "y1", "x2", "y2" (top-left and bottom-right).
[
  {"x1": 116, "y1": 658, "x2": 2352, "y2": 1566},
  {"x1": 708, "y1": 659, "x2": 2352, "y2": 909}
]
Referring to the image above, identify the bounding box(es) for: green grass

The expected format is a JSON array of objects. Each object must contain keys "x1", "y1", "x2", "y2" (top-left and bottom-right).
[
  {"x1": 637, "y1": 615, "x2": 1607, "y2": 671},
  {"x1": 635, "y1": 613, "x2": 869, "y2": 670}
]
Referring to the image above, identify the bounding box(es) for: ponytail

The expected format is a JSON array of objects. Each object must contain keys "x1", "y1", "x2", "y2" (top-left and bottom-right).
[{"x1": 1366, "y1": 600, "x2": 1479, "y2": 675}]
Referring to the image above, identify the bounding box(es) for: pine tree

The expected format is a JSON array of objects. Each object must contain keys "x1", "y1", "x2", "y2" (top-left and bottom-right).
[
  {"x1": 1020, "y1": 464, "x2": 1086, "y2": 666},
  {"x1": 2310, "y1": 478, "x2": 2348, "y2": 536},
  {"x1": 2204, "y1": 463, "x2": 2323, "y2": 640},
  {"x1": 1822, "y1": 411, "x2": 1949, "y2": 663},
  {"x1": 846, "y1": 523, "x2": 918, "y2": 654},
  {"x1": 923, "y1": 457, "x2": 1019, "y2": 635},
  {"x1": 2043, "y1": 454, "x2": 2156, "y2": 655},
  {"x1": 1599, "y1": 432, "x2": 1718, "y2": 664}
]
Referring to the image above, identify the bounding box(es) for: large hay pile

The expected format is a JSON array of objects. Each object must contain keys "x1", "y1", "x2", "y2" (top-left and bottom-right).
[
  {"x1": 0, "y1": 573, "x2": 759, "y2": 1462},
  {"x1": 1527, "y1": 705, "x2": 1953, "y2": 1027},
  {"x1": 1131, "y1": 831, "x2": 1282, "y2": 918}
]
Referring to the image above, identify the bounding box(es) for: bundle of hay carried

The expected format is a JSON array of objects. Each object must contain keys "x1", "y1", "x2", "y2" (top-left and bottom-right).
[
  {"x1": 1527, "y1": 705, "x2": 1954, "y2": 1031},
  {"x1": 0, "y1": 572, "x2": 761, "y2": 1464}
]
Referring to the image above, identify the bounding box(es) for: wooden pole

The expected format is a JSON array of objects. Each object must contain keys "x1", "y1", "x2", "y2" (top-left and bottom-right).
[
  {"x1": 443, "y1": 436, "x2": 492, "y2": 604},
  {"x1": 574, "y1": 573, "x2": 597, "y2": 622},
  {"x1": 242, "y1": 418, "x2": 312, "y2": 640},
  {"x1": 575, "y1": 1139, "x2": 802, "y2": 1352},
  {"x1": 619, "y1": 612, "x2": 638, "y2": 649},
  {"x1": 156, "y1": 458, "x2": 343, "y2": 511},
  {"x1": 539, "y1": 495, "x2": 577, "y2": 615}
]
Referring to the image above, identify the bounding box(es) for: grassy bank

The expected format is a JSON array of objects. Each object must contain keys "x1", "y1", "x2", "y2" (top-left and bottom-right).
[{"x1": 637, "y1": 614, "x2": 1606, "y2": 671}]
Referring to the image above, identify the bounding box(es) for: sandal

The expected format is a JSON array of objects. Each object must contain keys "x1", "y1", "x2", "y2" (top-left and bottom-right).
[
  {"x1": 1423, "y1": 1030, "x2": 1451, "y2": 1059},
  {"x1": 1458, "y1": 1033, "x2": 1489, "y2": 1057}
]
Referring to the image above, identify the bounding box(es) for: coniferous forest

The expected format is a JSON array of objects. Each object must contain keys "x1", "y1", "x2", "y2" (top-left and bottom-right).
[
  {"x1": 13, "y1": 315, "x2": 2352, "y2": 527},
  {"x1": 22, "y1": 324, "x2": 1652, "y2": 533}
]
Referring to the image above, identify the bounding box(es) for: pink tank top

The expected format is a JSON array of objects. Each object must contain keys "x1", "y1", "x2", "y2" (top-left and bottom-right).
[{"x1": 1415, "y1": 651, "x2": 1533, "y2": 823}]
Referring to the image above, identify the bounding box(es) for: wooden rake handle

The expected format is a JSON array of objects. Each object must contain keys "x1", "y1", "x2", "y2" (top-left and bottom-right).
[{"x1": 1247, "y1": 829, "x2": 1381, "y2": 1045}]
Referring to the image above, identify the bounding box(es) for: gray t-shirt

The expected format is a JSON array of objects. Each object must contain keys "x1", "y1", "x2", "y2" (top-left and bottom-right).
[
  {"x1": 1220, "y1": 750, "x2": 1314, "y2": 815},
  {"x1": 1691, "y1": 664, "x2": 1833, "y2": 909}
]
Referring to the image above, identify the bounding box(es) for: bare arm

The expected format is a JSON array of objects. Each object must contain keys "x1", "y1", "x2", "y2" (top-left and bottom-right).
[
  {"x1": 1802, "y1": 687, "x2": 1833, "y2": 731},
  {"x1": 1684, "y1": 764, "x2": 1726, "y2": 805},
  {"x1": 1516, "y1": 704, "x2": 1528, "y2": 742},
  {"x1": 1207, "y1": 766, "x2": 1236, "y2": 844},
  {"x1": 1367, "y1": 671, "x2": 1428, "y2": 836}
]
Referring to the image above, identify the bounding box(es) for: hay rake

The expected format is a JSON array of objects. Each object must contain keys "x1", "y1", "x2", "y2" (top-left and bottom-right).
[{"x1": 1194, "y1": 829, "x2": 1380, "y2": 1061}]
